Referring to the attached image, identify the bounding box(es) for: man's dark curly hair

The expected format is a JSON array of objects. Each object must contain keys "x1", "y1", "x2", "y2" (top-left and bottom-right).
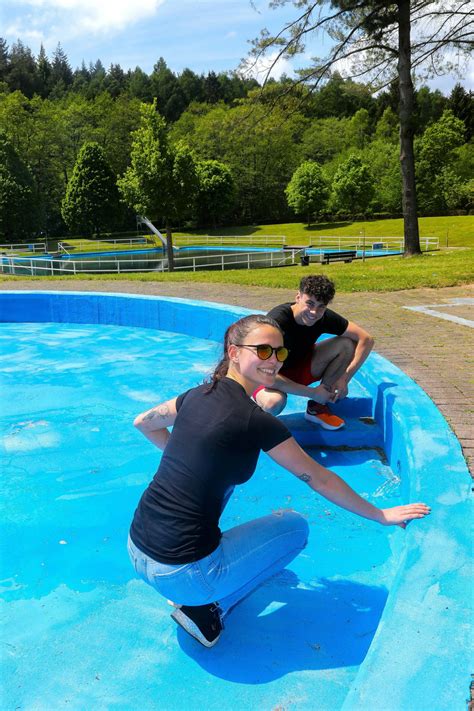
[{"x1": 299, "y1": 275, "x2": 335, "y2": 305}]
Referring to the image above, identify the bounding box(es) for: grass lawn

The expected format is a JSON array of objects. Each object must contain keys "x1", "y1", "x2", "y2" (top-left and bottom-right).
[
  {"x1": 3, "y1": 246, "x2": 473, "y2": 293},
  {"x1": 2, "y1": 215, "x2": 472, "y2": 293},
  {"x1": 174, "y1": 215, "x2": 474, "y2": 248}
]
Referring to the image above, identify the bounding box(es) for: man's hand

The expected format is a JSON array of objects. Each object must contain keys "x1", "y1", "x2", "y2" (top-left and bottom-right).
[
  {"x1": 309, "y1": 383, "x2": 335, "y2": 404},
  {"x1": 330, "y1": 375, "x2": 349, "y2": 400}
]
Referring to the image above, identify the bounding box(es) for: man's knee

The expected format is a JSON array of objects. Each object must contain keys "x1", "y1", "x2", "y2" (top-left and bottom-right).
[
  {"x1": 256, "y1": 390, "x2": 287, "y2": 415},
  {"x1": 336, "y1": 336, "x2": 355, "y2": 361}
]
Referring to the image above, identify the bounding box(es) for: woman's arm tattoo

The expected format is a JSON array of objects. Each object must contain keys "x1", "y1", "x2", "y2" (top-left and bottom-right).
[
  {"x1": 297, "y1": 473, "x2": 311, "y2": 484},
  {"x1": 143, "y1": 404, "x2": 170, "y2": 422}
]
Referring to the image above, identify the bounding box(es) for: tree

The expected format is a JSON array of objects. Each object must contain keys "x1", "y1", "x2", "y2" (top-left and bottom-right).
[
  {"x1": 0, "y1": 130, "x2": 38, "y2": 241},
  {"x1": 7, "y1": 40, "x2": 38, "y2": 98},
  {"x1": 49, "y1": 43, "x2": 73, "y2": 97},
  {"x1": 178, "y1": 101, "x2": 300, "y2": 224},
  {"x1": 285, "y1": 160, "x2": 328, "y2": 225},
  {"x1": 36, "y1": 45, "x2": 52, "y2": 98},
  {"x1": 374, "y1": 107, "x2": 399, "y2": 143},
  {"x1": 118, "y1": 101, "x2": 198, "y2": 267},
  {"x1": 416, "y1": 109, "x2": 466, "y2": 213},
  {"x1": 331, "y1": 155, "x2": 375, "y2": 214},
  {"x1": 312, "y1": 73, "x2": 374, "y2": 118},
  {"x1": 0, "y1": 38, "x2": 9, "y2": 86},
  {"x1": 87, "y1": 60, "x2": 106, "y2": 98},
  {"x1": 249, "y1": 1, "x2": 472, "y2": 255},
  {"x1": 61, "y1": 142, "x2": 120, "y2": 236},
  {"x1": 301, "y1": 117, "x2": 351, "y2": 163},
  {"x1": 178, "y1": 68, "x2": 205, "y2": 105},
  {"x1": 413, "y1": 86, "x2": 446, "y2": 134},
  {"x1": 348, "y1": 108, "x2": 372, "y2": 148},
  {"x1": 448, "y1": 83, "x2": 474, "y2": 141},
  {"x1": 150, "y1": 58, "x2": 183, "y2": 121},
  {"x1": 127, "y1": 67, "x2": 153, "y2": 102},
  {"x1": 364, "y1": 139, "x2": 402, "y2": 212},
  {"x1": 105, "y1": 63, "x2": 126, "y2": 98},
  {"x1": 203, "y1": 71, "x2": 222, "y2": 103},
  {"x1": 195, "y1": 159, "x2": 235, "y2": 226}
]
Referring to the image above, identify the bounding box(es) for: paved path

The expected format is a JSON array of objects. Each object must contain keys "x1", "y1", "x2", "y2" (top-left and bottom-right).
[{"x1": 2, "y1": 279, "x2": 473, "y2": 474}]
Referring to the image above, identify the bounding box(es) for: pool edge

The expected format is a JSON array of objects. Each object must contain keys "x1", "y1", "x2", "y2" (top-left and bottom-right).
[{"x1": 1, "y1": 290, "x2": 470, "y2": 710}]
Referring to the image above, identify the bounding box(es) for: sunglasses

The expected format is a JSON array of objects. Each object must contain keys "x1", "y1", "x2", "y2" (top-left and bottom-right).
[{"x1": 235, "y1": 344, "x2": 289, "y2": 362}]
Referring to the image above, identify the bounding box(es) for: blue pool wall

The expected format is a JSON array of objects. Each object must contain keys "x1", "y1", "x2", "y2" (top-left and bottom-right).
[{"x1": 1, "y1": 290, "x2": 471, "y2": 710}]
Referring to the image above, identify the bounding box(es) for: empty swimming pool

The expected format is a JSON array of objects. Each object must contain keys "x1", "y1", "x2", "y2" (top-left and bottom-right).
[{"x1": 0, "y1": 291, "x2": 470, "y2": 711}]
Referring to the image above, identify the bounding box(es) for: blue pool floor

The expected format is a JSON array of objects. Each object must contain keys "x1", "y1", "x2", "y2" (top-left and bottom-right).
[{"x1": 1, "y1": 322, "x2": 407, "y2": 710}]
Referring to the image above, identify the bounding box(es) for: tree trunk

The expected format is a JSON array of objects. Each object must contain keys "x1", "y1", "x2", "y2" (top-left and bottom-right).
[
  {"x1": 398, "y1": 0, "x2": 421, "y2": 256},
  {"x1": 166, "y1": 224, "x2": 175, "y2": 272}
]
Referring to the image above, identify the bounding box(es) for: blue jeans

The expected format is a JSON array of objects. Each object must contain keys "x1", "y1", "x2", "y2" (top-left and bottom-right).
[{"x1": 127, "y1": 509, "x2": 309, "y2": 617}]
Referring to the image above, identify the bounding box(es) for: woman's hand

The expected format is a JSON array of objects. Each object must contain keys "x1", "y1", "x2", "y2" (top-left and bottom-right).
[
  {"x1": 379, "y1": 503, "x2": 431, "y2": 529},
  {"x1": 267, "y1": 438, "x2": 432, "y2": 528}
]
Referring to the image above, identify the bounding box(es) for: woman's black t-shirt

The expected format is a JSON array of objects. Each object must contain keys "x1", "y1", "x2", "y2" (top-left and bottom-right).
[{"x1": 129, "y1": 377, "x2": 292, "y2": 564}]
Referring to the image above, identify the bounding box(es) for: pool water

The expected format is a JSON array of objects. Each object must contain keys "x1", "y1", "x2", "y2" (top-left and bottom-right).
[{"x1": 1, "y1": 322, "x2": 405, "y2": 710}]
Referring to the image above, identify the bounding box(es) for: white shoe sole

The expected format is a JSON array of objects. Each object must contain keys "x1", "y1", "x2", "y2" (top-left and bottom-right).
[
  {"x1": 171, "y1": 608, "x2": 221, "y2": 648},
  {"x1": 304, "y1": 412, "x2": 345, "y2": 430}
]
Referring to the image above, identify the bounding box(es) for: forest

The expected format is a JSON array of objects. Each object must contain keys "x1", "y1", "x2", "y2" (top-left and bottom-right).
[{"x1": 0, "y1": 38, "x2": 472, "y2": 241}]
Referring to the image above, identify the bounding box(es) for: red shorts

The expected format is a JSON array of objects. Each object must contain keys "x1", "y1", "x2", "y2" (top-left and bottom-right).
[{"x1": 252, "y1": 352, "x2": 314, "y2": 399}]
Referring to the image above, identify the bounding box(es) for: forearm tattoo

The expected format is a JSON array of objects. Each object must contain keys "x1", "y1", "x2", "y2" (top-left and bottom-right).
[
  {"x1": 297, "y1": 473, "x2": 311, "y2": 484},
  {"x1": 143, "y1": 403, "x2": 170, "y2": 422}
]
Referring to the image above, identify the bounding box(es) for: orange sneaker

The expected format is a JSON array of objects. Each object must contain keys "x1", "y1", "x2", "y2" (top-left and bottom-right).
[{"x1": 304, "y1": 400, "x2": 345, "y2": 430}]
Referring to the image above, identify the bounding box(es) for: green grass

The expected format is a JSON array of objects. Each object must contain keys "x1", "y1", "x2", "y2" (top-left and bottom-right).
[
  {"x1": 2, "y1": 215, "x2": 472, "y2": 292},
  {"x1": 174, "y1": 215, "x2": 473, "y2": 248},
  {"x1": 3, "y1": 246, "x2": 472, "y2": 293},
  {"x1": 59, "y1": 238, "x2": 156, "y2": 252},
  {"x1": 7, "y1": 215, "x2": 472, "y2": 254}
]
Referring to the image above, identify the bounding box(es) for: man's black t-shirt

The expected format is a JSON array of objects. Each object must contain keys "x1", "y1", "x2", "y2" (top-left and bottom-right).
[
  {"x1": 267, "y1": 302, "x2": 348, "y2": 369},
  {"x1": 129, "y1": 377, "x2": 292, "y2": 564}
]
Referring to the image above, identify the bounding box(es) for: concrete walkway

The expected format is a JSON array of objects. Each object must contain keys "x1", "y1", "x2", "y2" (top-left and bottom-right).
[{"x1": 2, "y1": 279, "x2": 473, "y2": 474}]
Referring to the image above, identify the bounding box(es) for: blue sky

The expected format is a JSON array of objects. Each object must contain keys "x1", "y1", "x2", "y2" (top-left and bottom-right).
[{"x1": 1, "y1": 0, "x2": 472, "y2": 93}]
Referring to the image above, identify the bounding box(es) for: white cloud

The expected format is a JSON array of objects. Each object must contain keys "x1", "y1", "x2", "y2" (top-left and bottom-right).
[
  {"x1": 241, "y1": 50, "x2": 294, "y2": 82},
  {"x1": 6, "y1": 0, "x2": 165, "y2": 39}
]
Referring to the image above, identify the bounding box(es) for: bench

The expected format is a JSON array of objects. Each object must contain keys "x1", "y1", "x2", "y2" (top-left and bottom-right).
[{"x1": 319, "y1": 250, "x2": 357, "y2": 264}]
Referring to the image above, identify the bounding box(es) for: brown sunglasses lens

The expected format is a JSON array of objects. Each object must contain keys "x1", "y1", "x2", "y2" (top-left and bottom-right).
[{"x1": 256, "y1": 345, "x2": 288, "y2": 362}]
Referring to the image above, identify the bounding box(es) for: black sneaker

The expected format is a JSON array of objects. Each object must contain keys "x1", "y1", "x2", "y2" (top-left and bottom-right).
[{"x1": 171, "y1": 602, "x2": 223, "y2": 648}]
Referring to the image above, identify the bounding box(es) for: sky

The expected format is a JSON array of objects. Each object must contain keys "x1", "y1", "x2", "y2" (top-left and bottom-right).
[{"x1": 1, "y1": 0, "x2": 472, "y2": 94}]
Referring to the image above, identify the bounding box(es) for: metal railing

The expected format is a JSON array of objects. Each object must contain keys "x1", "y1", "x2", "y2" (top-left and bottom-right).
[
  {"x1": 0, "y1": 242, "x2": 47, "y2": 253},
  {"x1": 307, "y1": 235, "x2": 439, "y2": 251},
  {"x1": 0, "y1": 235, "x2": 441, "y2": 277},
  {"x1": 0, "y1": 249, "x2": 296, "y2": 276},
  {"x1": 57, "y1": 237, "x2": 150, "y2": 252},
  {"x1": 176, "y1": 235, "x2": 287, "y2": 246}
]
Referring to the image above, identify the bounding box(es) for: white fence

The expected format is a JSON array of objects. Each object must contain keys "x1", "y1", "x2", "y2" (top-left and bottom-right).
[
  {"x1": 57, "y1": 237, "x2": 150, "y2": 252},
  {"x1": 307, "y1": 235, "x2": 439, "y2": 251},
  {"x1": 0, "y1": 249, "x2": 296, "y2": 276},
  {"x1": 176, "y1": 235, "x2": 287, "y2": 246},
  {"x1": 0, "y1": 242, "x2": 47, "y2": 253}
]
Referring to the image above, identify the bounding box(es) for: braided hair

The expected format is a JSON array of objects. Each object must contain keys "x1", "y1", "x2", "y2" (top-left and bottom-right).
[{"x1": 206, "y1": 314, "x2": 283, "y2": 392}]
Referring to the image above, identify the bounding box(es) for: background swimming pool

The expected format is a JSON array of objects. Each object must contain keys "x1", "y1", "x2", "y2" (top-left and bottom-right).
[{"x1": 1, "y1": 321, "x2": 405, "y2": 710}]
